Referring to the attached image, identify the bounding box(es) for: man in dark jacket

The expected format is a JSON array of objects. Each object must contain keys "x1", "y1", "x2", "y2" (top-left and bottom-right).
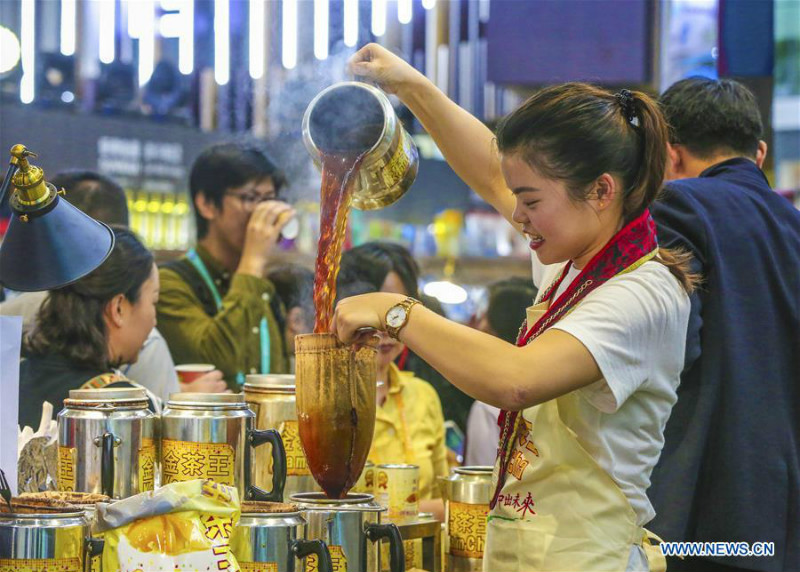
[{"x1": 648, "y1": 77, "x2": 800, "y2": 572}]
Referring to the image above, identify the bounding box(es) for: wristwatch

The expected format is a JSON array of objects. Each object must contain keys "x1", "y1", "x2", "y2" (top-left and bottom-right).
[{"x1": 385, "y1": 297, "x2": 420, "y2": 341}]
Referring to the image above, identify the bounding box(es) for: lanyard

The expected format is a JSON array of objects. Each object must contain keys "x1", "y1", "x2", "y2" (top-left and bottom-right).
[
  {"x1": 394, "y1": 390, "x2": 416, "y2": 465},
  {"x1": 187, "y1": 249, "x2": 270, "y2": 384}
]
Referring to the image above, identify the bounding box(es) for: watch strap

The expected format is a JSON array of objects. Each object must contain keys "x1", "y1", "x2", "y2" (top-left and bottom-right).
[{"x1": 386, "y1": 297, "x2": 420, "y2": 341}]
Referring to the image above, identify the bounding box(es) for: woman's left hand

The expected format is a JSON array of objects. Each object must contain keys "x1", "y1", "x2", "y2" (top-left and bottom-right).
[{"x1": 331, "y1": 292, "x2": 405, "y2": 344}]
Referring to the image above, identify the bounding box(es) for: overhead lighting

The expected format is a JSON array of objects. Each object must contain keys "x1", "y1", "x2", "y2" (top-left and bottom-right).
[
  {"x1": 127, "y1": 0, "x2": 141, "y2": 38},
  {"x1": 138, "y1": 0, "x2": 155, "y2": 85},
  {"x1": 314, "y1": 0, "x2": 329, "y2": 60},
  {"x1": 282, "y1": 0, "x2": 297, "y2": 69},
  {"x1": 371, "y1": 0, "x2": 386, "y2": 37},
  {"x1": 179, "y1": 1, "x2": 194, "y2": 75},
  {"x1": 398, "y1": 0, "x2": 412, "y2": 24},
  {"x1": 0, "y1": 26, "x2": 21, "y2": 74},
  {"x1": 424, "y1": 281, "x2": 468, "y2": 305},
  {"x1": 99, "y1": 0, "x2": 116, "y2": 64},
  {"x1": 479, "y1": 0, "x2": 491, "y2": 23},
  {"x1": 422, "y1": 0, "x2": 436, "y2": 9},
  {"x1": 249, "y1": 0, "x2": 265, "y2": 79},
  {"x1": 60, "y1": 0, "x2": 76, "y2": 56},
  {"x1": 214, "y1": 0, "x2": 230, "y2": 84},
  {"x1": 343, "y1": 0, "x2": 358, "y2": 47},
  {"x1": 159, "y1": 0, "x2": 195, "y2": 74},
  {"x1": 20, "y1": 0, "x2": 35, "y2": 103}
]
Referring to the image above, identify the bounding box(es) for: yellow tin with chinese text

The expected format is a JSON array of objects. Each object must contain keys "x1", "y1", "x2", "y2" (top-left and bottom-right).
[
  {"x1": 438, "y1": 466, "x2": 492, "y2": 572},
  {"x1": 161, "y1": 393, "x2": 286, "y2": 502},
  {"x1": 0, "y1": 508, "x2": 90, "y2": 572}
]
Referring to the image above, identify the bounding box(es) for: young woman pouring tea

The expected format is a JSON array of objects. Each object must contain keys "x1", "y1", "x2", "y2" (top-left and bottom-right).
[{"x1": 331, "y1": 45, "x2": 696, "y2": 572}]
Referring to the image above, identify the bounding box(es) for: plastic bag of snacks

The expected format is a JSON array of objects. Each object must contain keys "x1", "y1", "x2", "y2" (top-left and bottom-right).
[{"x1": 94, "y1": 479, "x2": 240, "y2": 572}]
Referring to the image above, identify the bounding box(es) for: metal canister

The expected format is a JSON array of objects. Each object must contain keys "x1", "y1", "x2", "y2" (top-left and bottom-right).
[
  {"x1": 230, "y1": 501, "x2": 333, "y2": 572},
  {"x1": 352, "y1": 461, "x2": 375, "y2": 495},
  {"x1": 291, "y1": 492, "x2": 405, "y2": 572},
  {"x1": 244, "y1": 374, "x2": 318, "y2": 499},
  {"x1": 375, "y1": 464, "x2": 419, "y2": 524},
  {"x1": 438, "y1": 466, "x2": 493, "y2": 572},
  {"x1": 375, "y1": 464, "x2": 421, "y2": 572},
  {"x1": 0, "y1": 507, "x2": 100, "y2": 572},
  {"x1": 57, "y1": 388, "x2": 157, "y2": 499},
  {"x1": 302, "y1": 81, "x2": 419, "y2": 211},
  {"x1": 160, "y1": 393, "x2": 287, "y2": 501}
]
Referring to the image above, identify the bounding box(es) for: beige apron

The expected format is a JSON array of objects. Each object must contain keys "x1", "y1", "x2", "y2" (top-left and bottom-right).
[{"x1": 484, "y1": 301, "x2": 667, "y2": 572}]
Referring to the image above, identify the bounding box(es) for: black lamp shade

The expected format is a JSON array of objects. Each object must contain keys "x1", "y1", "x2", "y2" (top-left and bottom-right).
[{"x1": 0, "y1": 197, "x2": 114, "y2": 291}]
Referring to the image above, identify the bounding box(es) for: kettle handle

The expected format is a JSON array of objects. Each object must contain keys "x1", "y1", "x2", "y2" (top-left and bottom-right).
[
  {"x1": 291, "y1": 539, "x2": 334, "y2": 572},
  {"x1": 246, "y1": 429, "x2": 286, "y2": 502},
  {"x1": 83, "y1": 536, "x2": 104, "y2": 572},
  {"x1": 99, "y1": 432, "x2": 115, "y2": 498},
  {"x1": 365, "y1": 522, "x2": 405, "y2": 572}
]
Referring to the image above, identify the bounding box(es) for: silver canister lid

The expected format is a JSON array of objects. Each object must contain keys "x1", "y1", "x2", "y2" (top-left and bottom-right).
[
  {"x1": 290, "y1": 492, "x2": 384, "y2": 513},
  {"x1": 440, "y1": 466, "x2": 493, "y2": 504},
  {"x1": 376, "y1": 464, "x2": 420, "y2": 470},
  {"x1": 244, "y1": 374, "x2": 296, "y2": 392},
  {"x1": 166, "y1": 392, "x2": 247, "y2": 409},
  {"x1": 64, "y1": 387, "x2": 148, "y2": 408},
  {"x1": 453, "y1": 466, "x2": 493, "y2": 477}
]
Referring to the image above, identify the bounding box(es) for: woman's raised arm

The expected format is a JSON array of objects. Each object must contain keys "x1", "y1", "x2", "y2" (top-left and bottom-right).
[{"x1": 349, "y1": 44, "x2": 518, "y2": 228}]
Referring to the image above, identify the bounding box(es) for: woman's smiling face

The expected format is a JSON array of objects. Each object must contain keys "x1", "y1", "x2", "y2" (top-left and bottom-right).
[{"x1": 504, "y1": 153, "x2": 607, "y2": 267}]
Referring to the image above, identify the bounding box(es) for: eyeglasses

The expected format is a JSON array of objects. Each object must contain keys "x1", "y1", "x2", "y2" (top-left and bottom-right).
[{"x1": 225, "y1": 190, "x2": 279, "y2": 207}]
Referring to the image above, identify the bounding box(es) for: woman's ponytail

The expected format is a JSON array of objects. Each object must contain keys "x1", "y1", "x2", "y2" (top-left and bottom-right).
[{"x1": 626, "y1": 90, "x2": 700, "y2": 293}]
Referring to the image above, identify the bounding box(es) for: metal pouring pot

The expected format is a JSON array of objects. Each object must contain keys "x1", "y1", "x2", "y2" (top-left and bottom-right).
[
  {"x1": 294, "y1": 333, "x2": 378, "y2": 499},
  {"x1": 438, "y1": 466, "x2": 493, "y2": 572},
  {"x1": 291, "y1": 492, "x2": 405, "y2": 572},
  {"x1": 230, "y1": 501, "x2": 333, "y2": 572},
  {"x1": 244, "y1": 374, "x2": 320, "y2": 500},
  {"x1": 302, "y1": 81, "x2": 419, "y2": 211},
  {"x1": 160, "y1": 393, "x2": 286, "y2": 501},
  {"x1": 57, "y1": 388, "x2": 157, "y2": 499},
  {"x1": 0, "y1": 506, "x2": 104, "y2": 572}
]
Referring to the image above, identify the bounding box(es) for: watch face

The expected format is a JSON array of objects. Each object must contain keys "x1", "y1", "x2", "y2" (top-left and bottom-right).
[{"x1": 386, "y1": 306, "x2": 407, "y2": 328}]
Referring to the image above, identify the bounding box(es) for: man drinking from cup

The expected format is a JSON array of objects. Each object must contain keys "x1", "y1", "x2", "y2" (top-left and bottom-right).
[{"x1": 158, "y1": 143, "x2": 296, "y2": 389}]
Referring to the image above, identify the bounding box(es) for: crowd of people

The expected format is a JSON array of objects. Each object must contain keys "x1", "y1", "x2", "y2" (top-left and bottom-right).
[{"x1": 2, "y1": 49, "x2": 799, "y2": 572}]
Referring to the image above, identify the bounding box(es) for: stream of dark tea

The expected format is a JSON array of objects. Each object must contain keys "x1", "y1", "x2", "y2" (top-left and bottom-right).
[
  {"x1": 304, "y1": 149, "x2": 369, "y2": 499},
  {"x1": 312, "y1": 151, "x2": 366, "y2": 334},
  {"x1": 302, "y1": 85, "x2": 386, "y2": 500}
]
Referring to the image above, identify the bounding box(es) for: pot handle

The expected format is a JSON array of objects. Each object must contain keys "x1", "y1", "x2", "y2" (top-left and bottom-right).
[
  {"x1": 246, "y1": 429, "x2": 286, "y2": 502},
  {"x1": 99, "y1": 432, "x2": 115, "y2": 498},
  {"x1": 291, "y1": 539, "x2": 334, "y2": 572},
  {"x1": 83, "y1": 536, "x2": 104, "y2": 572},
  {"x1": 366, "y1": 522, "x2": 405, "y2": 572}
]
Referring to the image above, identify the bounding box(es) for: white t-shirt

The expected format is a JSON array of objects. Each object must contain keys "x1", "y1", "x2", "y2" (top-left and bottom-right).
[
  {"x1": 535, "y1": 257, "x2": 689, "y2": 524},
  {"x1": 531, "y1": 253, "x2": 689, "y2": 571}
]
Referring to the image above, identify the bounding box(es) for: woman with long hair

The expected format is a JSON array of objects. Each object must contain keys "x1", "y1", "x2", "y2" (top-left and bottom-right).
[
  {"x1": 19, "y1": 227, "x2": 160, "y2": 428},
  {"x1": 331, "y1": 45, "x2": 695, "y2": 571}
]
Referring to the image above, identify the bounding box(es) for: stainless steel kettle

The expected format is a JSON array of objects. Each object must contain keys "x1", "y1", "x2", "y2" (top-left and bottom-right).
[
  {"x1": 302, "y1": 81, "x2": 419, "y2": 210},
  {"x1": 57, "y1": 387, "x2": 157, "y2": 499}
]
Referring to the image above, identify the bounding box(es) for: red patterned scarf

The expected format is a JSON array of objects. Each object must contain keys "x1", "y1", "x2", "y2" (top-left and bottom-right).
[{"x1": 491, "y1": 209, "x2": 659, "y2": 508}]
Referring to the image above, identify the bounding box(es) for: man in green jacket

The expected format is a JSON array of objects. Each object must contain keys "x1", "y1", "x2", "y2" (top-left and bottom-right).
[{"x1": 157, "y1": 143, "x2": 295, "y2": 388}]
